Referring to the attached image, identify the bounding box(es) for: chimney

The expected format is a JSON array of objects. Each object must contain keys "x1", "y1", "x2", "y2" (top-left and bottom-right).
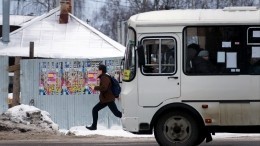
[
  {"x1": 2, "y1": 0, "x2": 10, "y2": 43},
  {"x1": 59, "y1": 0, "x2": 72, "y2": 24}
]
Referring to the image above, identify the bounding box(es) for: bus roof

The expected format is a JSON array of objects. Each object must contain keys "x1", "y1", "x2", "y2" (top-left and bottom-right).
[{"x1": 129, "y1": 7, "x2": 260, "y2": 27}]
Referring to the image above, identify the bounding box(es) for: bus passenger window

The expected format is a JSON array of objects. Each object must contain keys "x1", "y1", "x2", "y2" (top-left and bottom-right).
[{"x1": 184, "y1": 26, "x2": 257, "y2": 75}]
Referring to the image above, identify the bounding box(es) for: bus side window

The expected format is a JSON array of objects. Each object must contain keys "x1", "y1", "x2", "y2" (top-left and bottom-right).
[{"x1": 184, "y1": 26, "x2": 257, "y2": 75}]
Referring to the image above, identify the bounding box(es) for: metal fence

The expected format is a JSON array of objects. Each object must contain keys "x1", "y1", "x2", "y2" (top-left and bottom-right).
[
  {"x1": 20, "y1": 58, "x2": 122, "y2": 129},
  {"x1": 0, "y1": 56, "x2": 9, "y2": 113}
]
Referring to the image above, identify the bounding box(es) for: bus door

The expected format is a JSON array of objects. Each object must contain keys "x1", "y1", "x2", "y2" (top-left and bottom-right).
[{"x1": 137, "y1": 35, "x2": 180, "y2": 107}]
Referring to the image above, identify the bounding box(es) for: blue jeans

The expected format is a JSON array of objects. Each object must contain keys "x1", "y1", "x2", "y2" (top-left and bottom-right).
[{"x1": 91, "y1": 101, "x2": 122, "y2": 127}]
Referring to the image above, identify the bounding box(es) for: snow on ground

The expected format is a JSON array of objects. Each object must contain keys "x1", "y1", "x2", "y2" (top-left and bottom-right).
[
  {"x1": 1, "y1": 104, "x2": 260, "y2": 139},
  {"x1": 0, "y1": 104, "x2": 58, "y2": 133},
  {"x1": 60, "y1": 125, "x2": 153, "y2": 138}
]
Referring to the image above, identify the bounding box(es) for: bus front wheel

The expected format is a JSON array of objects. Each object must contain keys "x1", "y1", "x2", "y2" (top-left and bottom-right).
[{"x1": 154, "y1": 111, "x2": 200, "y2": 146}]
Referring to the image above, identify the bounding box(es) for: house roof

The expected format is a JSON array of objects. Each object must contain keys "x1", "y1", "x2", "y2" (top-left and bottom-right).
[
  {"x1": 0, "y1": 7, "x2": 125, "y2": 59},
  {"x1": 0, "y1": 15, "x2": 35, "y2": 26}
]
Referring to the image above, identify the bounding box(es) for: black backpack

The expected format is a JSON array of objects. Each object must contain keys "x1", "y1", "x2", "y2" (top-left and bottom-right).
[{"x1": 107, "y1": 74, "x2": 121, "y2": 98}]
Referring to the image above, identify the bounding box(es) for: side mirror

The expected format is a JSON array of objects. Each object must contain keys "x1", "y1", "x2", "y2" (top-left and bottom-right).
[{"x1": 137, "y1": 45, "x2": 145, "y2": 67}]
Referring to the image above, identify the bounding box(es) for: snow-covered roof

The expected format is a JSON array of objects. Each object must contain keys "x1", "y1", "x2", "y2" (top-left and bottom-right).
[
  {"x1": 0, "y1": 15, "x2": 35, "y2": 26},
  {"x1": 0, "y1": 7, "x2": 125, "y2": 59}
]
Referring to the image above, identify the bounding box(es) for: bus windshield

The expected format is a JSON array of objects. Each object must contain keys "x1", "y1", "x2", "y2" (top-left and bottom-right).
[{"x1": 123, "y1": 28, "x2": 136, "y2": 81}]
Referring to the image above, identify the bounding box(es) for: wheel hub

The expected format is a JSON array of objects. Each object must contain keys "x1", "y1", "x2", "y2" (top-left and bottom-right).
[
  {"x1": 173, "y1": 124, "x2": 181, "y2": 133},
  {"x1": 163, "y1": 116, "x2": 191, "y2": 142}
]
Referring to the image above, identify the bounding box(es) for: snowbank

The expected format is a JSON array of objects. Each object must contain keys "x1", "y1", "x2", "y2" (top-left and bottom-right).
[{"x1": 0, "y1": 104, "x2": 58, "y2": 133}]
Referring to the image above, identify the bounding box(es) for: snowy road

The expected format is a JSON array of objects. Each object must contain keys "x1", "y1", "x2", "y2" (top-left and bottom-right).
[
  {"x1": 0, "y1": 135, "x2": 260, "y2": 146},
  {"x1": 200, "y1": 134, "x2": 260, "y2": 146}
]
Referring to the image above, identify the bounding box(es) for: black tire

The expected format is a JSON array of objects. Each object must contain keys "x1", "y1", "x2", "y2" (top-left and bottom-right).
[
  {"x1": 195, "y1": 134, "x2": 206, "y2": 145},
  {"x1": 154, "y1": 111, "x2": 200, "y2": 146}
]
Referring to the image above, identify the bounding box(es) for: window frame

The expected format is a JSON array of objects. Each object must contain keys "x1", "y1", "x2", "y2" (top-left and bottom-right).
[
  {"x1": 140, "y1": 36, "x2": 177, "y2": 76},
  {"x1": 183, "y1": 25, "x2": 260, "y2": 76}
]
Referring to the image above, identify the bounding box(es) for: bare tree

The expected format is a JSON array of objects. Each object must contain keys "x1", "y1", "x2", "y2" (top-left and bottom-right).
[
  {"x1": 92, "y1": 0, "x2": 132, "y2": 40},
  {"x1": 74, "y1": 0, "x2": 86, "y2": 20},
  {"x1": 11, "y1": 0, "x2": 59, "y2": 15},
  {"x1": 92, "y1": 0, "x2": 259, "y2": 41}
]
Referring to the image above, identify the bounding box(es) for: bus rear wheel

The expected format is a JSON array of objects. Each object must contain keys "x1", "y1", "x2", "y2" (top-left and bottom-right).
[{"x1": 154, "y1": 111, "x2": 200, "y2": 146}]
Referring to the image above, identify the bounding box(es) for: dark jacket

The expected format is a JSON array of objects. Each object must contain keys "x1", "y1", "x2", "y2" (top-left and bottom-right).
[
  {"x1": 94, "y1": 73, "x2": 115, "y2": 103},
  {"x1": 192, "y1": 57, "x2": 216, "y2": 74}
]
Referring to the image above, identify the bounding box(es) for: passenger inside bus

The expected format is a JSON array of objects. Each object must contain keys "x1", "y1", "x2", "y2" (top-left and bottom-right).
[
  {"x1": 192, "y1": 50, "x2": 217, "y2": 74},
  {"x1": 186, "y1": 43, "x2": 200, "y2": 73}
]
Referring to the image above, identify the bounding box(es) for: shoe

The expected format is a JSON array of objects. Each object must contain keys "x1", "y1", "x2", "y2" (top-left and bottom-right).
[{"x1": 86, "y1": 126, "x2": 97, "y2": 130}]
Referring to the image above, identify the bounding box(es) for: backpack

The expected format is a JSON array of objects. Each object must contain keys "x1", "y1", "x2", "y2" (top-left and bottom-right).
[{"x1": 107, "y1": 74, "x2": 121, "y2": 98}]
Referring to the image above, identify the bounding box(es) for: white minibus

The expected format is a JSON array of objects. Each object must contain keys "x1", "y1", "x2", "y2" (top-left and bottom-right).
[{"x1": 121, "y1": 7, "x2": 260, "y2": 146}]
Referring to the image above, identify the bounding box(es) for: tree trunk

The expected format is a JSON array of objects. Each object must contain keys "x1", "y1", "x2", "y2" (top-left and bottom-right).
[{"x1": 11, "y1": 57, "x2": 21, "y2": 107}]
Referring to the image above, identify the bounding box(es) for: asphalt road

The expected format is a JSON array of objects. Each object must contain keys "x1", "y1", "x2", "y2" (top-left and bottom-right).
[
  {"x1": 0, "y1": 135, "x2": 259, "y2": 146},
  {"x1": 0, "y1": 142, "x2": 157, "y2": 146},
  {"x1": 200, "y1": 135, "x2": 260, "y2": 146}
]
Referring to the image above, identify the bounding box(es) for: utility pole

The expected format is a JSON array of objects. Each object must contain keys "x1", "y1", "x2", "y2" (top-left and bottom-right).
[
  {"x1": 117, "y1": 21, "x2": 121, "y2": 44},
  {"x1": 143, "y1": 0, "x2": 147, "y2": 12},
  {"x1": 121, "y1": 21, "x2": 126, "y2": 46},
  {"x1": 117, "y1": 20, "x2": 127, "y2": 46},
  {"x1": 2, "y1": 0, "x2": 10, "y2": 43},
  {"x1": 192, "y1": 0, "x2": 195, "y2": 9}
]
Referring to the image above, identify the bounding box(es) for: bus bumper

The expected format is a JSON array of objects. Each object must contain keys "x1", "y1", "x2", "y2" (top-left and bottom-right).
[{"x1": 121, "y1": 117, "x2": 139, "y2": 132}]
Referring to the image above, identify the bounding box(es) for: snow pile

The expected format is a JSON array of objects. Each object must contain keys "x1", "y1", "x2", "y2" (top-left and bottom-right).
[{"x1": 0, "y1": 104, "x2": 58, "y2": 133}]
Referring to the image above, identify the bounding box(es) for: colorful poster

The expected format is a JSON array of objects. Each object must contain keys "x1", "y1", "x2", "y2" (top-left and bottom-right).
[
  {"x1": 39, "y1": 60, "x2": 120, "y2": 96},
  {"x1": 39, "y1": 62, "x2": 63, "y2": 95},
  {"x1": 85, "y1": 72, "x2": 99, "y2": 94},
  {"x1": 47, "y1": 72, "x2": 57, "y2": 84}
]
